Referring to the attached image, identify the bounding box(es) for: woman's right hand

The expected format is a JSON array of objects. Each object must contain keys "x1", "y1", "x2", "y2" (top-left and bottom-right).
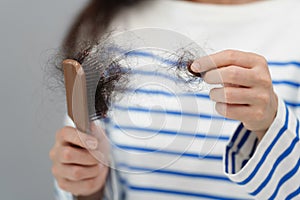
[{"x1": 49, "y1": 126, "x2": 109, "y2": 197}]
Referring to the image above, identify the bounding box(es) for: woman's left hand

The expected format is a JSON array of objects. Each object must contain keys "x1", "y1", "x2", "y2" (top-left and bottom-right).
[{"x1": 191, "y1": 50, "x2": 278, "y2": 141}]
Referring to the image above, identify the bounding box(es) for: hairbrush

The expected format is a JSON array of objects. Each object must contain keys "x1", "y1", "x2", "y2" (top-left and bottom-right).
[
  {"x1": 63, "y1": 50, "x2": 128, "y2": 134},
  {"x1": 63, "y1": 59, "x2": 90, "y2": 133}
]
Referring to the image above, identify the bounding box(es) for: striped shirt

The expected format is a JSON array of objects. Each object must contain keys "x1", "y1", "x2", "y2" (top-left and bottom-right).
[{"x1": 55, "y1": 0, "x2": 300, "y2": 199}]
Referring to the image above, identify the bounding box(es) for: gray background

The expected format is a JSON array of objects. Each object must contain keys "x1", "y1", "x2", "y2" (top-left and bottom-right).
[{"x1": 0, "y1": 1, "x2": 87, "y2": 199}]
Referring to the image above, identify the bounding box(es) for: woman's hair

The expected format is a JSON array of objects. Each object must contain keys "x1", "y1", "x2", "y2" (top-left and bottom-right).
[
  {"x1": 52, "y1": 0, "x2": 203, "y2": 119},
  {"x1": 51, "y1": 0, "x2": 146, "y2": 119},
  {"x1": 62, "y1": 0, "x2": 146, "y2": 63}
]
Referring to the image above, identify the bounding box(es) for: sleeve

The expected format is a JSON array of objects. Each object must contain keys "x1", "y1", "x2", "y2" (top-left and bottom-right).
[
  {"x1": 54, "y1": 168, "x2": 122, "y2": 200},
  {"x1": 54, "y1": 180, "x2": 74, "y2": 200},
  {"x1": 224, "y1": 98, "x2": 300, "y2": 200}
]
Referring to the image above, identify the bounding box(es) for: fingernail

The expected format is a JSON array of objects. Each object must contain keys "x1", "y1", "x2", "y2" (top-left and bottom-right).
[
  {"x1": 191, "y1": 62, "x2": 200, "y2": 72},
  {"x1": 86, "y1": 138, "x2": 98, "y2": 150}
]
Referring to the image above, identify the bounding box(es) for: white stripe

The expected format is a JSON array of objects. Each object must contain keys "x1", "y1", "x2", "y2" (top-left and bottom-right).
[
  {"x1": 255, "y1": 142, "x2": 300, "y2": 199},
  {"x1": 280, "y1": 166, "x2": 300, "y2": 200},
  {"x1": 122, "y1": 173, "x2": 251, "y2": 199},
  {"x1": 113, "y1": 149, "x2": 224, "y2": 176}
]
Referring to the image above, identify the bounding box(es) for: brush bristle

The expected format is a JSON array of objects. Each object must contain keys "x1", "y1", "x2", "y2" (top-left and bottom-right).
[{"x1": 81, "y1": 44, "x2": 130, "y2": 120}]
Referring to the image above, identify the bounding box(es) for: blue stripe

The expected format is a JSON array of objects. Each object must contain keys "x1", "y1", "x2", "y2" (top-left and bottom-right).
[
  {"x1": 296, "y1": 119, "x2": 299, "y2": 138},
  {"x1": 113, "y1": 143, "x2": 223, "y2": 160},
  {"x1": 285, "y1": 100, "x2": 300, "y2": 108},
  {"x1": 113, "y1": 47, "x2": 300, "y2": 68},
  {"x1": 127, "y1": 88, "x2": 210, "y2": 99},
  {"x1": 113, "y1": 105, "x2": 230, "y2": 121},
  {"x1": 268, "y1": 159, "x2": 300, "y2": 199},
  {"x1": 128, "y1": 88, "x2": 300, "y2": 108},
  {"x1": 250, "y1": 137, "x2": 299, "y2": 196},
  {"x1": 113, "y1": 124, "x2": 230, "y2": 141},
  {"x1": 114, "y1": 47, "x2": 300, "y2": 68},
  {"x1": 272, "y1": 80, "x2": 300, "y2": 88},
  {"x1": 130, "y1": 69, "x2": 179, "y2": 82},
  {"x1": 131, "y1": 68, "x2": 300, "y2": 89},
  {"x1": 127, "y1": 185, "x2": 251, "y2": 200},
  {"x1": 117, "y1": 163, "x2": 231, "y2": 182},
  {"x1": 237, "y1": 106, "x2": 289, "y2": 185},
  {"x1": 125, "y1": 50, "x2": 179, "y2": 66},
  {"x1": 127, "y1": 88, "x2": 177, "y2": 97},
  {"x1": 225, "y1": 123, "x2": 244, "y2": 173},
  {"x1": 231, "y1": 130, "x2": 251, "y2": 174},
  {"x1": 241, "y1": 138, "x2": 258, "y2": 169},
  {"x1": 285, "y1": 186, "x2": 300, "y2": 200},
  {"x1": 268, "y1": 61, "x2": 300, "y2": 67}
]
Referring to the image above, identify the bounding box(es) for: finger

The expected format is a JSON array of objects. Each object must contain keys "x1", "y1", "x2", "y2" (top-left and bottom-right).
[
  {"x1": 56, "y1": 166, "x2": 108, "y2": 196},
  {"x1": 191, "y1": 50, "x2": 265, "y2": 73},
  {"x1": 56, "y1": 164, "x2": 102, "y2": 181},
  {"x1": 58, "y1": 146, "x2": 99, "y2": 165},
  {"x1": 204, "y1": 65, "x2": 255, "y2": 87},
  {"x1": 215, "y1": 102, "x2": 253, "y2": 122},
  {"x1": 56, "y1": 126, "x2": 98, "y2": 150},
  {"x1": 210, "y1": 87, "x2": 253, "y2": 104},
  {"x1": 89, "y1": 120, "x2": 110, "y2": 164}
]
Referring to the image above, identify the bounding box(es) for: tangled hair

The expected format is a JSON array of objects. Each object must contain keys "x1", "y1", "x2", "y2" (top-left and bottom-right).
[
  {"x1": 50, "y1": 0, "x2": 146, "y2": 117},
  {"x1": 52, "y1": 0, "x2": 204, "y2": 119}
]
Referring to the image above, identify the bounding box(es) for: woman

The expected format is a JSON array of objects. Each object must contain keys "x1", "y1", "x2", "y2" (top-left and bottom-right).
[{"x1": 49, "y1": 0, "x2": 300, "y2": 199}]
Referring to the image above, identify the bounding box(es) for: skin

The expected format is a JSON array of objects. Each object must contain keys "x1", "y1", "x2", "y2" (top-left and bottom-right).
[
  {"x1": 49, "y1": 125, "x2": 109, "y2": 198},
  {"x1": 191, "y1": 50, "x2": 278, "y2": 141},
  {"x1": 187, "y1": 0, "x2": 259, "y2": 4},
  {"x1": 50, "y1": 0, "x2": 276, "y2": 198}
]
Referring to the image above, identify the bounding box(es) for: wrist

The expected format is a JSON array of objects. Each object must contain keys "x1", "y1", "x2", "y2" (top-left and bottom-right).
[{"x1": 253, "y1": 93, "x2": 278, "y2": 142}]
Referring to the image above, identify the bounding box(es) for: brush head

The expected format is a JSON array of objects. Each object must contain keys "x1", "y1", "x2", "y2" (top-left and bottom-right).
[{"x1": 79, "y1": 45, "x2": 130, "y2": 121}]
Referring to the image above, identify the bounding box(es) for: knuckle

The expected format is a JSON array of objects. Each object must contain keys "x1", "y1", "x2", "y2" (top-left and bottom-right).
[
  {"x1": 224, "y1": 88, "x2": 233, "y2": 102},
  {"x1": 254, "y1": 109, "x2": 265, "y2": 121},
  {"x1": 228, "y1": 67, "x2": 239, "y2": 82},
  {"x1": 209, "y1": 89, "x2": 217, "y2": 101},
  {"x1": 256, "y1": 55, "x2": 267, "y2": 64},
  {"x1": 72, "y1": 166, "x2": 83, "y2": 180},
  {"x1": 51, "y1": 166, "x2": 58, "y2": 176},
  {"x1": 62, "y1": 147, "x2": 73, "y2": 161},
  {"x1": 257, "y1": 93, "x2": 269, "y2": 105},
  {"x1": 258, "y1": 75, "x2": 272, "y2": 88},
  {"x1": 264, "y1": 79, "x2": 272, "y2": 89},
  {"x1": 56, "y1": 128, "x2": 66, "y2": 141},
  {"x1": 223, "y1": 50, "x2": 237, "y2": 63},
  {"x1": 55, "y1": 129, "x2": 62, "y2": 141},
  {"x1": 49, "y1": 149, "x2": 55, "y2": 160},
  {"x1": 58, "y1": 126, "x2": 75, "y2": 141}
]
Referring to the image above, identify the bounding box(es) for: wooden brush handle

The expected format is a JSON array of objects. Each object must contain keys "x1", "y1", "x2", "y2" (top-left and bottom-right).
[{"x1": 63, "y1": 59, "x2": 89, "y2": 133}]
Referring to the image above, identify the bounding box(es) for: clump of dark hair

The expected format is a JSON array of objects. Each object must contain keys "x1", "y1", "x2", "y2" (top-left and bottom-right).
[
  {"x1": 78, "y1": 41, "x2": 131, "y2": 120},
  {"x1": 50, "y1": 0, "x2": 204, "y2": 120},
  {"x1": 49, "y1": 0, "x2": 146, "y2": 119}
]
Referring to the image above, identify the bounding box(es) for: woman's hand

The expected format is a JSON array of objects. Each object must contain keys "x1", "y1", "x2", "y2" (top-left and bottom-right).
[
  {"x1": 191, "y1": 50, "x2": 278, "y2": 141},
  {"x1": 49, "y1": 126, "x2": 109, "y2": 197}
]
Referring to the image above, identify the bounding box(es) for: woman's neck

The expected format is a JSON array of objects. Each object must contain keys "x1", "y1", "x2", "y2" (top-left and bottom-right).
[{"x1": 186, "y1": 0, "x2": 260, "y2": 5}]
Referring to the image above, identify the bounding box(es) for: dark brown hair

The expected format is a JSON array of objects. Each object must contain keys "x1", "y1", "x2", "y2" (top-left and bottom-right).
[
  {"x1": 62, "y1": 0, "x2": 146, "y2": 63},
  {"x1": 53, "y1": 0, "x2": 202, "y2": 119},
  {"x1": 53, "y1": 0, "x2": 146, "y2": 119}
]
